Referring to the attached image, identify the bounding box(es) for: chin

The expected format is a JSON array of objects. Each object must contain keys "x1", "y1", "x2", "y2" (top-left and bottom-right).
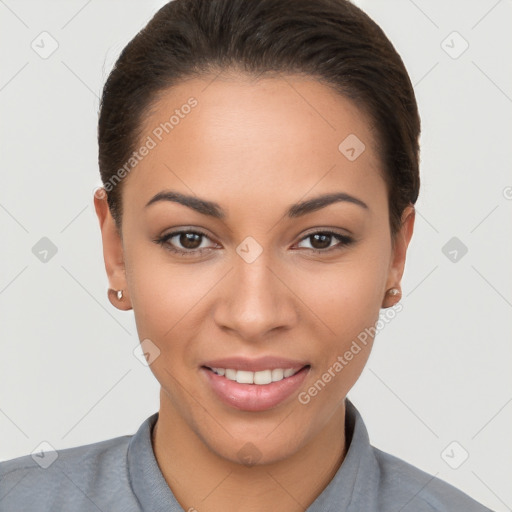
[{"x1": 198, "y1": 425, "x2": 308, "y2": 468}]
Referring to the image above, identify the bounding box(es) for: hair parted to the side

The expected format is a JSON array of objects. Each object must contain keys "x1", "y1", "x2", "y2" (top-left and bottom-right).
[{"x1": 98, "y1": 0, "x2": 420, "y2": 238}]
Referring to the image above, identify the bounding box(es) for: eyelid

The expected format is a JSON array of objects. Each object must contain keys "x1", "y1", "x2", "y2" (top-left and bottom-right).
[
  {"x1": 298, "y1": 226, "x2": 354, "y2": 239},
  {"x1": 159, "y1": 226, "x2": 214, "y2": 240}
]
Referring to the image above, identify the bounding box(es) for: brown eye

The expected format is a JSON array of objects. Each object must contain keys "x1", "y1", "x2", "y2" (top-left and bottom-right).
[
  {"x1": 296, "y1": 231, "x2": 354, "y2": 253},
  {"x1": 155, "y1": 229, "x2": 217, "y2": 256},
  {"x1": 178, "y1": 232, "x2": 203, "y2": 249},
  {"x1": 309, "y1": 233, "x2": 333, "y2": 250}
]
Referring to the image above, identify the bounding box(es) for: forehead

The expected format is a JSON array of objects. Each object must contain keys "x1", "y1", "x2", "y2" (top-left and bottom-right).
[{"x1": 125, "y1": 73, "x2": 385, "y2": 214}]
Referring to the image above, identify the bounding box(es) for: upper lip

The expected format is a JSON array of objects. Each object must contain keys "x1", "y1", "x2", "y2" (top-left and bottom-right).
[{"x1": 201, "y1": 356, "x2": 310, "y2": 372}]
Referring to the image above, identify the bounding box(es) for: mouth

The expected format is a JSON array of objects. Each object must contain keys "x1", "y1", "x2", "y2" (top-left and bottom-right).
[{"x1": 200, "y1": 364, "x2": 311, "y2": 412}]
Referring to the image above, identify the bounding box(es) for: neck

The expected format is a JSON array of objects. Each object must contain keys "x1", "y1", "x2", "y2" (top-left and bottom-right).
[{"x1": 151, "y1": 391, "x2": 347, "y2": 512}]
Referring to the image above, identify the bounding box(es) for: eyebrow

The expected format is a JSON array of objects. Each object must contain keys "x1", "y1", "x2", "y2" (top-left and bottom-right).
[{"x1": 145, "y1": 190, "x2": 368, "y2": 219}]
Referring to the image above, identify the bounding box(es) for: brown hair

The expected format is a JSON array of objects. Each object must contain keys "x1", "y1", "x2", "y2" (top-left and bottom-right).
[{"x1": 98, "y1": 0, "x2": 420, "y2": 238}]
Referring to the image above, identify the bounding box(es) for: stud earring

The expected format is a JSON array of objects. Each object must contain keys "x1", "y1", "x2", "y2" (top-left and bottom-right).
[
  {"x1": 107, "y1": 288, "x2": 131, "y2": 311},
  {"x1": 387, "y1": 288, "x2": 400, "y2": 296}
]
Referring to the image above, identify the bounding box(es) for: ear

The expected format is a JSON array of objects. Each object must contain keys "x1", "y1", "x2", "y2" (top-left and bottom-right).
[
  {"x1": 382, "y1": 204, "x2": 415, "y2": 308},
  {"x1": 93, "y1": 188, "x2": 132, "y2": 311}
]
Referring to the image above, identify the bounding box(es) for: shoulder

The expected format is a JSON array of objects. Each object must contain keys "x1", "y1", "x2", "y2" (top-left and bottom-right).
[
  {"x1": 372, "y1": 446, "x2": 494, "y2": 512},
  {"x1": 0, "y1": 434, "x2": 139, "y2": 512}
]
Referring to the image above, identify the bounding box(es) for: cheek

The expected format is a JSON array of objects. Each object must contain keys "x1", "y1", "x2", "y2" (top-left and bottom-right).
[
  {"x1": 293, "y1": 256, "x2": 386, "y2": 333},
  {"x1": 129, "y1": 262, "x2": 207, "y2": 340},
  {"x1": 288, "y1": 254, "x2": 387, "y2": 397},
  {"x1": 124, "y1": 241, "x2": 195, "y2": 337}
]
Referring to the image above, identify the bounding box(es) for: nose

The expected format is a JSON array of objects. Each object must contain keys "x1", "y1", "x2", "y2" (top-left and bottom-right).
[{"x1": 213, "y1": 251, "x2": 298, "y2": 342}]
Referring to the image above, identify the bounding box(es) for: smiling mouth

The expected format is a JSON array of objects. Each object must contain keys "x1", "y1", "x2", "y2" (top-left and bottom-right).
[
  {"x1": 201, "y1": 363, "x2": 311, "y2": 412},
  {"x1": 202, "y1": 365, "x2": 310, "y2": 385}
]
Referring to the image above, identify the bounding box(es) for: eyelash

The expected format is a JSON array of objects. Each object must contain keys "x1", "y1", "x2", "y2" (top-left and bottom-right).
[{"x1": 154, "y1": 229, "x2": 354, "y2": 257}]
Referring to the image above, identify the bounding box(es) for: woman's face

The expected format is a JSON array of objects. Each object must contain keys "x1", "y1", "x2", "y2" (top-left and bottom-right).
[{"x1": 95, "y1": 73, "x2": 414, "y2": 464}]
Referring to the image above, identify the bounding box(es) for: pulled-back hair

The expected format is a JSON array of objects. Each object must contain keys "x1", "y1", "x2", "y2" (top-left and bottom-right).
[{"x1": 98, "y1": 0, "x2": 420, "y2": 238}]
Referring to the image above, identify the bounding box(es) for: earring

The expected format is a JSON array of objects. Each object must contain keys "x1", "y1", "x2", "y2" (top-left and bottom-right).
[
  {"x1": 107, "y1": 288, "x2": 131, "y2": 311},
  {"x1": 382, "y1": 287, "x2": 401, "y2": 309}
]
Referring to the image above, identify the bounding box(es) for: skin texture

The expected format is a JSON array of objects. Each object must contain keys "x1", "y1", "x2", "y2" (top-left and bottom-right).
[{"x1": 94, "y1": 73, "x2": 415, "y2": 512}]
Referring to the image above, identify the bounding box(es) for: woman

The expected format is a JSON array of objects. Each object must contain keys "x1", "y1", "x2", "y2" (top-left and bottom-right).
[{"x1": 0, "y1": 0, "x2": 495, "y2": 510}]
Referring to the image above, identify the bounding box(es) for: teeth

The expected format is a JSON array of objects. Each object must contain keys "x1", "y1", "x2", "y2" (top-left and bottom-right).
[
  {"x1": 271, "y1": 368, "x2": 284, "y2": 381},
  {"x1": 225, "y1": 368, "x2": 237, "y2": 380},
  {"x1": 236, "y1": 370, "x2": 254, "y2": 384},
  {"x1": 210, "y1": 367, "x2": 302, "y2": 384}
]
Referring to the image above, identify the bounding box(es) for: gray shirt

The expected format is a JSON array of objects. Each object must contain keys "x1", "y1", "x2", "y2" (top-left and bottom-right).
[{"x1": 0, "y1": 398, "x2": 493, "y2": 511}]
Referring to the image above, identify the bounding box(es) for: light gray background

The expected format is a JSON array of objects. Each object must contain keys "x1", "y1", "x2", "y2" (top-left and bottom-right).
[{"x1": 1, "y1": 0, "x2": 511, "y2": 510}]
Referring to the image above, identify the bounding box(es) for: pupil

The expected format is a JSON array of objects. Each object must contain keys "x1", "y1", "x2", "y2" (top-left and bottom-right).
[
  {"x1": 312, "y1": 233, "x2": 331, "y2": 249},
  {"x1": 181, "y1": 233, "x2": 201, "y2": 249}
]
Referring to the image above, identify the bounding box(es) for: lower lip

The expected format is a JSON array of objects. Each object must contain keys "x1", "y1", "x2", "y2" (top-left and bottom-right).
[{"x1": 201, "y1": 366, "x2": 310, "y2": 412}]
